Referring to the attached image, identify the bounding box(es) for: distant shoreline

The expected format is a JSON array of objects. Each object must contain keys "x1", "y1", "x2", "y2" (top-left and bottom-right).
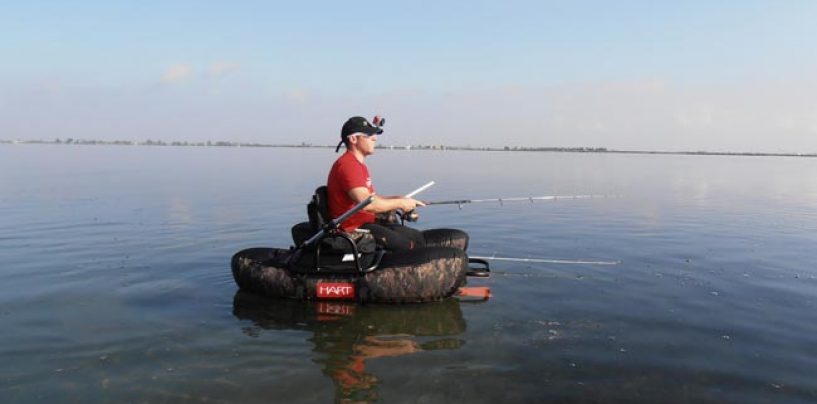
[{"x1": 1, "y1": 138, "x2": 815, "y2": 158}]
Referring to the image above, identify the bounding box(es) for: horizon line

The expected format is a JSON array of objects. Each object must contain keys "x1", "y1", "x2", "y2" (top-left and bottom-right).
[{"x1": 2, "y1": 138, "x2": 816, "y2": 158}]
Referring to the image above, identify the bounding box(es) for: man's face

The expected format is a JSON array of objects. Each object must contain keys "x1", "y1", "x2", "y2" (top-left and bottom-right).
[{"x1": 351, "y1": 133, "x2": 377, "y2": 155}]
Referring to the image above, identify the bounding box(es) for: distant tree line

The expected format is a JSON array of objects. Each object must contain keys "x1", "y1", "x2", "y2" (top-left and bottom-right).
[{"x1": 1, "y1": 138, "x2": 815, "y2": 158}]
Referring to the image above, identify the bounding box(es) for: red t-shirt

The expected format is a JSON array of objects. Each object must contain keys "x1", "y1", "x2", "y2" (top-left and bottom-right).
[{"x1": 327, "y1": 151, "x2": 376, "y2": 232}]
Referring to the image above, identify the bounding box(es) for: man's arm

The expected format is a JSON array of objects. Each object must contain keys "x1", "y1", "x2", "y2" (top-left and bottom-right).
[{"x1": 348, "y1": 187, "x2": 425, "y2": 213}]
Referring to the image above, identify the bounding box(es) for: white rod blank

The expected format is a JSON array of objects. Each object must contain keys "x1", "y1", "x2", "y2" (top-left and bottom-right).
[{"x1": 405, "y1": 181, "x2": 435, "y2": 198}]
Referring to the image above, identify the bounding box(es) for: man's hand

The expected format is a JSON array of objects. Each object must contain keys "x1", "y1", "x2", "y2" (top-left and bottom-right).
[
  {"x1": 349, "y1": 187, "x2": 424, "y2": 213},
  {"x1": 398, "y1": 197, "x2": 425, "y2": 212}
]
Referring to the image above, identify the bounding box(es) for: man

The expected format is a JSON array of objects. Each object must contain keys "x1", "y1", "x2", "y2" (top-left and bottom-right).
[{"x1": 327, "y1": 115, "x2": 425, "y2": 250}]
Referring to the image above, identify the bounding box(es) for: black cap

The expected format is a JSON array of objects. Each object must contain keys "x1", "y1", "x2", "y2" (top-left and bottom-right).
[{"x1": 335, "y1": 116, "x2": 384, "y2": 152}]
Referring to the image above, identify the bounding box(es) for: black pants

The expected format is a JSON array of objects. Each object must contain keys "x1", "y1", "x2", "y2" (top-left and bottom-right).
[{"x1": 360, "y1": 223, "x2": 425, "y2": 251}]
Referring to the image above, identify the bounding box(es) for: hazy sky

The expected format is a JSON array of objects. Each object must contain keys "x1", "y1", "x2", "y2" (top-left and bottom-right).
[{"x1": 2, "y1": 1, "x2": 817, "y2": 152}]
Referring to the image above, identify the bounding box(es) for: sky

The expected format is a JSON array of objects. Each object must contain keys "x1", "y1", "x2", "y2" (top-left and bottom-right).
[{"x1": 2, "y1": 0, "x2": 817, "y2": 152}]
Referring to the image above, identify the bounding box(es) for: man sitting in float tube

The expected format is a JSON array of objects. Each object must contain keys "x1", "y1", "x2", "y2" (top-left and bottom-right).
[{"x1": 328, "y1": 115, "x2": 426, "y2": 251}]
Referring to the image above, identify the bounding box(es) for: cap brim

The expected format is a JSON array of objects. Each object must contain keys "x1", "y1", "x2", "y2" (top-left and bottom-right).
[
  {"x1": 360, "y1": 126, "x2": 384, "y2": 135},
  {"x1": 337, "y1": 124, "x2": 383, "y2": 152}
]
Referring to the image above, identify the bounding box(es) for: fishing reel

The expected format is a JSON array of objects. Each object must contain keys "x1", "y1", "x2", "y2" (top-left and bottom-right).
[
  {"x1": 399, "y1": 209, "x2": 419, "y2": 223},
  {"x1": 377, "y1": 209, "x2": 419, "y2": 225}
]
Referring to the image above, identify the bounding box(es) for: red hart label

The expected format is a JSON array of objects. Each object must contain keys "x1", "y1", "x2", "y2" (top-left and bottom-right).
[{"x1": 316, "y1": 282, "x2": 356, "y2": 300}]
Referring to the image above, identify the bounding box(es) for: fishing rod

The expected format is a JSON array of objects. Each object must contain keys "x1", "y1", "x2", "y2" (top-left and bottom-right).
[
  {"x1": 405, "y1": 181, "x2": 435, "y2": 198},
  {"x1": 468, "y1": 255, "x2": 621, "y2": 265},
  {"x1": 403, "y1": 182, "x2": 621, "y2": 267},
  {"x1": 385, "y1": 181, "x2": 434, "y2": 223},
  {"x1": 301, "y1": 195, "x2": 375, "y2": 248},
  {"x1": 304, "y1": 182, "x2": 435, "y2": 247},
  {"x1": 425, "y1": 194, "x2": 619, "y2": 208}
]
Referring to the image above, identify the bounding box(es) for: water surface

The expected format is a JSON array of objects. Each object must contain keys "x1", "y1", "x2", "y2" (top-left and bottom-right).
[{"x1": 1, "y1": 144, "x2": 816, "y2": 403}]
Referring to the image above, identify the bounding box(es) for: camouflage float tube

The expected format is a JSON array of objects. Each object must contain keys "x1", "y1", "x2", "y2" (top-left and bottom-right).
[{"x1": 231, "y1": 228, "x2": 472, "y2": 304}]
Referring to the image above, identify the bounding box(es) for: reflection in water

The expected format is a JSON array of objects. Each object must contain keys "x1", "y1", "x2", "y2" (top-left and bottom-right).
[{"x1": 232, "y1": 292, "x2": 467, "y2": 402}]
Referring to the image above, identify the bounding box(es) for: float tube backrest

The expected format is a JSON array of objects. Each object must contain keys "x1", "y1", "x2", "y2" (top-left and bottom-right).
[{"x1": 307, "y1": 186, "x2": 331, "y2": 232}]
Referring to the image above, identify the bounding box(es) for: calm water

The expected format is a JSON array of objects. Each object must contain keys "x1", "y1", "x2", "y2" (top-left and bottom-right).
[{"x1": 2, "y1": 144, "x2": 817, "y2": 403}]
